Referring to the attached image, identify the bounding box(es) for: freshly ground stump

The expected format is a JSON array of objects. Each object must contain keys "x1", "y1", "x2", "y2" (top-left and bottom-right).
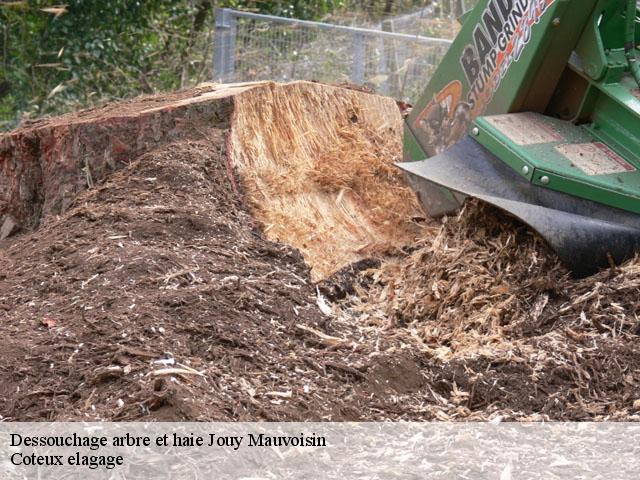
[
  {"x1": 0, "y1": 82, "x2": 425, "y2": 421},
  {"x1": 1, "y1": 81, "x2": 639, "y2": 421}
]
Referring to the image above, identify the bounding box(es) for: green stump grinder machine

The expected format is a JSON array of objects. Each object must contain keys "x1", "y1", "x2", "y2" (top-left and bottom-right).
[{"x1": 400, "y1": 0, "x2": 640, "y2": 276}]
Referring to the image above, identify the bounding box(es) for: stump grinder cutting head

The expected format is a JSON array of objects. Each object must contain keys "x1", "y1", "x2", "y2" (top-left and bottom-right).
[{"x1": 400, "y1": 0, "x2": 640, "y2": 276}]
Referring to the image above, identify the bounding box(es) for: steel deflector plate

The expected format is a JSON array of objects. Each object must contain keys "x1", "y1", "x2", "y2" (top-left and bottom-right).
[{"x1": 398, "y1": 136, "x2": 640, "y2": 277}]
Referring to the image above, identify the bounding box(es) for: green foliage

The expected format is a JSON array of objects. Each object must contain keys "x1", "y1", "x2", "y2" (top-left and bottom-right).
[
  {"x1": 0, "y1": 0, "x2": 428, "y2": 130},
  {"x1": 1, "y1": 0, "x2": 214, "y2": 128},
  {"x1": 252, "y1": 1, "x2": 338, "y2": 19}
]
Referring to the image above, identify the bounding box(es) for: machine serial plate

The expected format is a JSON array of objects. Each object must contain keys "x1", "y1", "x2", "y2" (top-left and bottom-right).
[
  {"x1": 555, "y1": 142, "x2": 636, "y2": 176},
  {"x1": 484, "y1": 113, "x2": 563, "y2": 146}
]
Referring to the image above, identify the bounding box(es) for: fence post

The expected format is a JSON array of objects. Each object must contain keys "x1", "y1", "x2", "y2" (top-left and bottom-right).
[
  {"x1": 381, "y1": 19, "x2": 401, "y2": 97},
  {"x1": 352, "y1": 32, "x2": 365, "y2": 84},
  {"x1": 213, "y1": 8, "x2": 237, "y2": 82},
  {"x1": 376, "y1": 27, "x2": 388, "y2": 95}
]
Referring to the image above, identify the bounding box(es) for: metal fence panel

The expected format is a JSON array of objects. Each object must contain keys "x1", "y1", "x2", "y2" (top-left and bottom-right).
[{"x1": 213, "y1": 8, "x2": 453, "y2": 102}]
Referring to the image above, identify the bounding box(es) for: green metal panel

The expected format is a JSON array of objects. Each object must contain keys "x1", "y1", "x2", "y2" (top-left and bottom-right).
[
  {"x1": 405, "y1": 0, "x2": 599, "y2": 160},
  {"x1": 586, "y1": 81, "x2": 640, "y2": 164},
  {"x1": 402, "y1": 0, "x2": 640, "y2": 215},
  {"x1": 574, "y1": 0, "x2": 640, "y2": 84},
  {"x1": 398, "y1": 0, "x2": 640, "y2": 274},
  {"x1": 473, "y1": 112, "x2": 640, "y2": 213},
  {"x1": 402, "y1": 124, "x2": 427, "y2": 162}
]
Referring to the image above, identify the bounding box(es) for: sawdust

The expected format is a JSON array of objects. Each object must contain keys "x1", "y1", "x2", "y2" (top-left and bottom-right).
[{"x1": 334, "y1": 201, "x2": 640, "y2": 419}]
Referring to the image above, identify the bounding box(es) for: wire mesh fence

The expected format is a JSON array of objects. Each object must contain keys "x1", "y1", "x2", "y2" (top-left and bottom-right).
[
  {"x1": 213, "y1": 8, "x2": 453, "y2": 102},
  {"x1": 384, "y1": 0, "x2": 476, "y2": 37}
]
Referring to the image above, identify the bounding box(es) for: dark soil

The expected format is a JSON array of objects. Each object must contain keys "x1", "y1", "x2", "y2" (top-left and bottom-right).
[{"x1": 0, "y1": 124, "x2": 431, "y2": 421}]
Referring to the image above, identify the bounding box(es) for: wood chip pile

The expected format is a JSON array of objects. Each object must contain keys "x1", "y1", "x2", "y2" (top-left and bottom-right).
[
  {"x1": 334, "y1": 202, "x2": 640, "y2": 419},
  {"x1": 1, "y1": 81, "x2": 639, "y2": 421}
]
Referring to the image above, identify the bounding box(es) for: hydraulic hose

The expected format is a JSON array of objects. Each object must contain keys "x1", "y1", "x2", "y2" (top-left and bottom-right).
[{"x1": 625, "y1": 0, "x2": 640, "y2": 87}]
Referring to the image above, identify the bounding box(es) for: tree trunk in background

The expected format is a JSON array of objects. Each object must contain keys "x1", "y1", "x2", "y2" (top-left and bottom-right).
[
  {"x1": 384, "y1": 0, "x2": 395, "y2": 14},
  {"x1": 180, "y1": 0, "x2": 215, "y2": 87}
]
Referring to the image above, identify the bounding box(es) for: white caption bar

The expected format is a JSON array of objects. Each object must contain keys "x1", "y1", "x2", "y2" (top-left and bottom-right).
[{"x1": 1, "y1": 423, "x2": 639, "y2": 479}]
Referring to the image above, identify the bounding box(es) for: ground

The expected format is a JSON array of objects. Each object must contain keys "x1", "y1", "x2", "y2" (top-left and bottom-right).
[{"x1": 1, "y1": 82, "x2": 639, "y2": 421}]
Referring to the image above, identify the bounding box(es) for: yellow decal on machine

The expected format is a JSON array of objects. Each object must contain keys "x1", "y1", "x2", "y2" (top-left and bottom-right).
[
  {"x1": 413, "y1": 0, "x2": 557, "y2": 156},
  {"x1": 555, "y1": 143, "x2": 636, "y2": 176}
]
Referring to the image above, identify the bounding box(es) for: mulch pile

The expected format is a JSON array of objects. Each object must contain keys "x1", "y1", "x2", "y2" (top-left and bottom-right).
[
  {"x1": 338, "y1": 202, "x2": 640, "y2": 420},
  {"x1": 0, "y1": 127, "x2": 416, "y2": 420},
  {"x1": 1, "y1": 83, "x2": 639, "y2": 421},
  {"x1": 0, "y1": 117, "x2": 437, "y2": 421}
]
